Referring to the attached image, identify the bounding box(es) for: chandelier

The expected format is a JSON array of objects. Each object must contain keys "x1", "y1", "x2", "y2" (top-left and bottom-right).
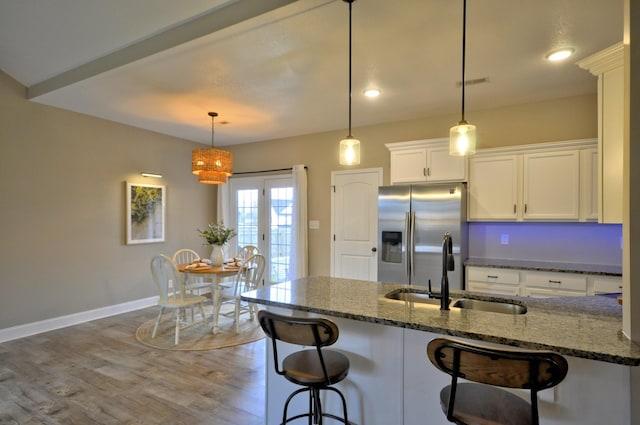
[{"x1": 192, "y1": 112, "x2": 233, "y2": 184}]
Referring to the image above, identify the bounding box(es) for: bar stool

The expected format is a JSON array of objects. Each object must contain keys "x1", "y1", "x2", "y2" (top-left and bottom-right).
[
  {"x1": 427, "y1": 337, "x2": 568, "y2": 425},
  {"x1": 257, "y1": 310, "x2": 350, "y2": 425}
]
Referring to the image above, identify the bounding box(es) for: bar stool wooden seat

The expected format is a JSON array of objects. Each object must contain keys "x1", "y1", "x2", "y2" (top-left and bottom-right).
[
  {"x1": 427, "y1": 337, "x2": 568, "y2": 425},
  {"x1": 258, "y1": 310, "x2": 350, "y2": 425}
]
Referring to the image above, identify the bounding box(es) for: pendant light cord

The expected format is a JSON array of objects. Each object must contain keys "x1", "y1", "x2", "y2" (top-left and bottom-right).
[
  {"x1": 347, "y1": 0, "x2": 353, "y2": 137},
  {"x1": 461, "y1": 0, "x2": 467, "y2": 123},
  {"x1": 208, "y1": 111, "x2": 217, "y2": 148}
]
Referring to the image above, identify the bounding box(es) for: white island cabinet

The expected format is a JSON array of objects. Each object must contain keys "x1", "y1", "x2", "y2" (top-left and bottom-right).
[
  {"x1": 242, "y1": 277, "x2": 639, "y2": 425},
  {"x1": 264, "y1": 308, "x2": 630, "y2": 425}
]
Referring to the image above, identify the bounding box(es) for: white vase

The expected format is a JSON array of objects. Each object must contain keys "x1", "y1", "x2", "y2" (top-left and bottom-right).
[{"x1": 210, "y1": 244, "x2": 224, "y2": 266}]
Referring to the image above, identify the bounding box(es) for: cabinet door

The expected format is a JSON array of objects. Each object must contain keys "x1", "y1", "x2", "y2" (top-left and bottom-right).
[
  {"x1": 580, "y1": 148, "x2": 598, "y2": 221},
  {"x1": 468, "y1": 155, "x2": 519, "y2": 220},
  {"x1": 523, "y1": 150, "x2": 580, "y2": 220},
  {"x1": 591, "y1": 276, "x2": 622, "y2": 295},
  {"x1": 390, "y1": 148, "x2": 427, "y2": 184},
  {"x1": 426, "y1": 145, "x2": 466, "y2": 182}
]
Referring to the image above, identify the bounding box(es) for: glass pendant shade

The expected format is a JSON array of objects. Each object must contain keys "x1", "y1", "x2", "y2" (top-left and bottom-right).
[
  {"x1": 449, "y1": 121, "x2": 476, "y2": 156},
  {"x1": 339, "y1": 136, "x2": 360, "y2": 165},
  {"x1": 198, "y1": 170, "x2": 228, "y2": 184}
]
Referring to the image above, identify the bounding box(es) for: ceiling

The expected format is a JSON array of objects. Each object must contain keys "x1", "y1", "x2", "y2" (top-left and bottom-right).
[{"x1": 0, "y1": 0, "x2": 624, "y2": 147}]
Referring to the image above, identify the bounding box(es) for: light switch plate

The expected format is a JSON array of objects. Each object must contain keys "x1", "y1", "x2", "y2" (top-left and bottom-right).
[{"x1": 309, "y1": 220, "x2": 320, "y2": 229}]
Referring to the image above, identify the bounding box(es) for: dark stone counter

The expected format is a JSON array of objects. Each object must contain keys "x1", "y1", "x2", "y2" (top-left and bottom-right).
[
  {"x1": 242, "y1": 275, "x2": 639, "y2": 365},
  {"x1": 465, "y1": 257, "x2": 622, "y2": 276}
]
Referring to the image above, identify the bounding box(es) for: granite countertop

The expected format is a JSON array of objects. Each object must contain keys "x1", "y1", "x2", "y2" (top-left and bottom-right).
[
  {"x1": 241, "y1": 275, "x2": 640, "y2": 366},
  {"x1": 465, "y1": 257, "x2": 622, "y2": 276}
]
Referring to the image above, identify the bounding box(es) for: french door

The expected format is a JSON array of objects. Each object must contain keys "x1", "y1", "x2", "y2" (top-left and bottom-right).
[{"x1": 228, "y1": 175, "x2": 293, "y2": 286}]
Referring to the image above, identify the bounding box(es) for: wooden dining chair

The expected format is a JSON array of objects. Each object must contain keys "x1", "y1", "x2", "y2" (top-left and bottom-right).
[
  {"x1": 237, "y1": 244, "x2": 260, "y2": 261},
  {"x1": 150, "y1": 255, "x2": 210, "y2": 345},
  {"x1": 173, "y1": 248, "x2": 214, "y2": 289},
  {"x1": 427, "y1": 337, "x2": 568, "y2": 425},
  {"x1": 216, "y1": 254, "x2": 266, "y2": 332}
]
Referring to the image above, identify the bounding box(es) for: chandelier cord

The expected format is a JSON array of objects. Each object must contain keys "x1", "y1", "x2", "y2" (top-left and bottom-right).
[{"x1": 208, "y1": 111, "x2": 218, "y2": 148}]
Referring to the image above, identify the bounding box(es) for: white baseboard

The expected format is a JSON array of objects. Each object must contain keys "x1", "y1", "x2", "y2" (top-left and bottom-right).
[{"x1": 0, "y1": 296, "x2": 158, "y2": 343}]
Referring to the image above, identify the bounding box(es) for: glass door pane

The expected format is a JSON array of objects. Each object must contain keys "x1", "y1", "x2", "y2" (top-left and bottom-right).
[
  {"x1": 267, "y1": 182, "x2": 293, "y2": 283},
  {"x1": 236, "y1": 188, "x2": 259, "y2": 251}
]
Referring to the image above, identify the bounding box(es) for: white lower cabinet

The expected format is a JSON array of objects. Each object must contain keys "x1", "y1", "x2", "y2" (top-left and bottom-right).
[
  {"x1": 522, "y1": 270, "x2": 587, "y2": 297},
  {"x1": 592, "y1": 275, "x2": 623, "y2": 294},
  {"x1": 466, "y1": 266, "x2": 520, "y2": 295},
  {"x1": 466, "y1": 266, "x2": 620, "y2": 298}
]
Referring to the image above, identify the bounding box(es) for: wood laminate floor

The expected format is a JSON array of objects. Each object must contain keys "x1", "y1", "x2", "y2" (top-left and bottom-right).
[{"x1": 0, "y1": 307, "x2": 266, "y2": 425}]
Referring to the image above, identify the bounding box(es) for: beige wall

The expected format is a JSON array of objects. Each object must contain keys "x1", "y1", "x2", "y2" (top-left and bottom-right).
[
  {"x1": 0, "y1": 64, "x2": 597, "y2": 329},
  {"x1": 0, "y1": 70, "x2": 216, "y2": 328},
  {"x1": 227, "y1": 94, "x2": 597, "y2": 277}
]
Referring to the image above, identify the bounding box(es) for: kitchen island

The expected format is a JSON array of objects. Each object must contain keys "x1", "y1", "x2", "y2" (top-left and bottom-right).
[{"x1": 242, "y1": 276, "x2": 640, "y2": 425}]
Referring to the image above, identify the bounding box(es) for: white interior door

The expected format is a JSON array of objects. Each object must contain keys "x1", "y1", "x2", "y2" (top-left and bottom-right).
[{"x1": 331, "y1": 168, "x2": 382, "y2": 280}]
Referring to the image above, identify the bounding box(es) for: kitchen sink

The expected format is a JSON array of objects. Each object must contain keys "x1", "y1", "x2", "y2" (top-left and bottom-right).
[
  {"x1": 384, "y1": 289, "x2": 527, "y2": 314},
  {"x1": 451, "y1": 298, "x2": 527, "y2": 315},
  {"x1": 384, "y1": 288, "x2": 446, "y2": 306}
]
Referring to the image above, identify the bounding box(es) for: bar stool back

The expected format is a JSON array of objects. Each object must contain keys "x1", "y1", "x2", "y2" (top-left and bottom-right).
[
  {"x1": 258, "y1": 310, "x2": 350, "y2": 424},
  {"x1": 427, "y1": 337, "x2": 568, "y2": 425}
]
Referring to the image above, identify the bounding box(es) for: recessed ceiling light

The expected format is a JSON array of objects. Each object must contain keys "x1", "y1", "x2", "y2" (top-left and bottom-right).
[
  {"x1": 363, "y1": 88, "x2": 381, "y2": 98},
  {"x1": 545, "y1": 48, "x2": 575, "y2": 62}
]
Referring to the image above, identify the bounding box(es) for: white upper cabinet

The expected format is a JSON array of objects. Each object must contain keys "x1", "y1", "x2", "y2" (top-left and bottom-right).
[
  {"x1": 577, "y1": 42, "x2": 624, "y2": 224},
  {"x1": 386, "y1": 138, "x2": 466, "y2": 184},
  {"x1": 522, "y1": 150, "x2": 580, "y2": 220},
  {"x1": 468, "y1": 155, "x2": 519, "y2": 220},
  {"x1": 468, "y1": 140, "x2": 596, "y2": 221}
]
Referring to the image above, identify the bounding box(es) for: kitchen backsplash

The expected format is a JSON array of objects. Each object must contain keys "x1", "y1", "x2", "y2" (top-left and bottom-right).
[{"x1": 468, "y1": 222, "x2": 622, "y2": 266}]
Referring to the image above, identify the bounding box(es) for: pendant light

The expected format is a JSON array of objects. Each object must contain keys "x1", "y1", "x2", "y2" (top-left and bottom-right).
[
  {"x1": 339, "y1": 0, "x2": 360, "y2": 166},
  {"x1": 449, "y1": 0, "x2": 476, "y2": 156},
  {"x1": 191, "y1": 112, "x2": 233, "y2": 184}
]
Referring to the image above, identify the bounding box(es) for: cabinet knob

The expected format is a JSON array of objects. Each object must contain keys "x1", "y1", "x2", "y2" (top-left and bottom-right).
[{"x1": 371, "y1": 247, "x2": 377, "y2": 252}]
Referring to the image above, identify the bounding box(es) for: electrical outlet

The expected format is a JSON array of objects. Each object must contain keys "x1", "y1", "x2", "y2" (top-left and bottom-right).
[{"x1": 501, "y1": 234, "x2": 509, "y2": 245}]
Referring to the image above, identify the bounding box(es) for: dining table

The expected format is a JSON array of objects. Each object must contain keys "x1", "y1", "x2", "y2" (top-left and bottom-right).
[{"x1": 177, "y1": 263, "x2": 240, "y2": 334}]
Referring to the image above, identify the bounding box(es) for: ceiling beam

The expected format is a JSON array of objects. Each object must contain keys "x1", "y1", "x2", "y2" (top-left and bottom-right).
[{"x1": 27, "y1": 0, "x2": 300, "y2": 99}]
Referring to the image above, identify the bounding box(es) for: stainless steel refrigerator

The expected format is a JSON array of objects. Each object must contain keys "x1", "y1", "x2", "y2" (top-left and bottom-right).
[{"x1": 378, "y1": 182, "x2": 468, "y2": 289}]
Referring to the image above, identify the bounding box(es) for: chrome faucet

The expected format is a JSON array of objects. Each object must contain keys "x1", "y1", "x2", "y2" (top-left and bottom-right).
[{"x1": 441, "y1": 232, "x2": 455, "y2": 310}]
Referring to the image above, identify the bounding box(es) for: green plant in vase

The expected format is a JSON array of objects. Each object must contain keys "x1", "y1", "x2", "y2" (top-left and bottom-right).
[{"x1": 197, "y1": 222, "x2": 237, "y2": 265}]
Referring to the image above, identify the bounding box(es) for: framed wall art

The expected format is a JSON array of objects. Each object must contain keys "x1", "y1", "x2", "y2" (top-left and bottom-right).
[{"x1": 126, "y1": 182, "x2": 165, "y2": 244}]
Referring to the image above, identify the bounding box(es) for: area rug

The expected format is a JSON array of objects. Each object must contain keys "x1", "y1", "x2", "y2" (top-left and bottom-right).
[{"x1": 135, "y1": 304, "x2": 264, "y2": 351}]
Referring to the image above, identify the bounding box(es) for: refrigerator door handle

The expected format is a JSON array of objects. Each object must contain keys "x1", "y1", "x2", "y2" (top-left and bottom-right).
[
  {"x1": 404, "y1": 212, "x2": 411, "y2": 277},
  {"x1": 409, "y1": 211, "x2": 416, "y2": 278}
]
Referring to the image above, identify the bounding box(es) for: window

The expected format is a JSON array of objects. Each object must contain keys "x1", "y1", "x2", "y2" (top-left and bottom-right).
[{"x1": 229, "y1": 176, "x2": 294, "y2": 285}]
